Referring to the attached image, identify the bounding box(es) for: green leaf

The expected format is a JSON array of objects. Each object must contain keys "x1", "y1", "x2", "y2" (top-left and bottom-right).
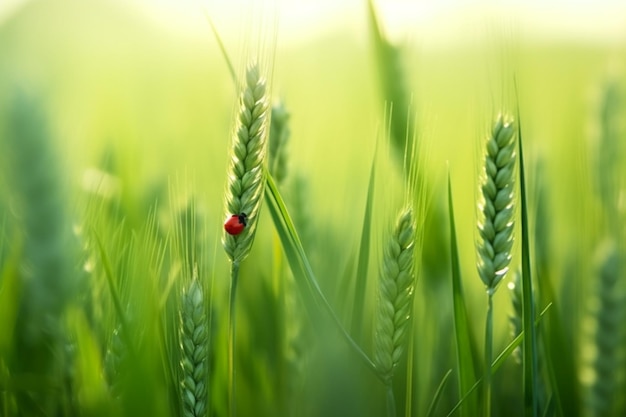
[
  {"x1": 367, "y1": 0, "x2": 413, "y2": 169},
  {"x1": 517, "y1": 110, "x2": 539, "y2": 417},
  {"x1": 447, "y1": 173, "x2": 479, "y2": 417},
  {"x1": 350, "y1": 153, "x2": 377, "y2": 341}
]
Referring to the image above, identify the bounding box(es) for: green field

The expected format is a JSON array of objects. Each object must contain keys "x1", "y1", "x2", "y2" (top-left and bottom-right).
[{"x1": 1, "y1": 1, "x2": 625, "y2": 416}]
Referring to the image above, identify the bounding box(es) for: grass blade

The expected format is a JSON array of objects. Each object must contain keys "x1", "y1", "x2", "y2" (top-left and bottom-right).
[
  {"x1": 517, "y1": 111, "x2": 539, "y2": 417},
  {"x1": 447, "y1": 173, "x2": 478, "y2": 417},
  {"x1": 367, "y1": 0, "x2": 413, "y2": 168},
  {"x1": 350, "y1": 153, "x2": 377, "y2": 341},
  {"x1": 264, "y1": 171, "x2": 382, "y2": 381}
]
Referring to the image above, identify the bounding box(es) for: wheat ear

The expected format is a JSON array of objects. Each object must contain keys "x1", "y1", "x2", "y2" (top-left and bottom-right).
[
  {"x1": 477, "y1": 114, "x2": 517, "y2": 291},
  {"x1": 477, "y1": 114, "x2": 516, "y2": 417},
  {"x1": 179, "y1": 278, "x2": 209, "y2": 417},
  {"x1": 373, "y1": 206, "x2": 416, "y2": 382},
  {"x1": 223, "y1": 63, "x2": 270, "y2": 263}
]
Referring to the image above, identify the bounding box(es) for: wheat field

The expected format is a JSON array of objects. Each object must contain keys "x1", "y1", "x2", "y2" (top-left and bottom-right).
[{"x1": 0, "y1": 1, "x2": 625, "y2": 417}]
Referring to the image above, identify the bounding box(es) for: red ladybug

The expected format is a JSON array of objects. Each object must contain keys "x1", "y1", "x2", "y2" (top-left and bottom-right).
[{"x1": 224, "y1": 213, "x2": 247, "y2": 235}]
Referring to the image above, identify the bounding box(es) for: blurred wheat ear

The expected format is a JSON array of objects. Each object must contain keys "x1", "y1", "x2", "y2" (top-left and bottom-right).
[
  {"x1": 1, "y1": 90, "x2": 79, "y2": 414},
  {"x1": 582, "y1": 240, "x2": 625, "y2": 417},
  {"x1": 179, "y1": 277, "x2": 209, "y2": 417},
  {"x1": 373, "y1": 206, "x2": 416, "y2": 381},
  {"x1": 269, "y1": 100, "x2": 290, "y2": 186},
  {"x1": 367, "y1": 0, "x2": 414, "y2": 168}
]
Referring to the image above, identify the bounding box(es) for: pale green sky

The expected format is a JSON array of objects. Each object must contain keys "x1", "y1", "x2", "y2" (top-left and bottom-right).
[{"x1": 1, "y1": 0, "x2": 625, "y2": 45}]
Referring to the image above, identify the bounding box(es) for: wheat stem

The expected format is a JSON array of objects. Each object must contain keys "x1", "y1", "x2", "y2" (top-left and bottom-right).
[
  {"x1": 386, "y1": 383, "x2": 397, "y2": 417},
  {"x1": 484, "y1": 292, "x2": 494, "y2": 417},
  {"x1": 228, "y1": 261, "x2": 240, "y2": 417}
]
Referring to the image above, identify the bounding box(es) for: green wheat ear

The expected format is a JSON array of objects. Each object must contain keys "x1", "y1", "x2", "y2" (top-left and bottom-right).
[
  {"x1": 477, "y1": 114, "x2": 517, "y2": 292},
  {"x1": 223, "y1": 63, "x2": 271, "y2": 263},
  {"x1": 373, "y1": 206, "x2": 416, "y2": 382}
]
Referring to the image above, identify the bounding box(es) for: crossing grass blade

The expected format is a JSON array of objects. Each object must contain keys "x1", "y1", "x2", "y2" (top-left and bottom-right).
[
  {"x1": 264, "y1": 171, "x2": 382, "y2": 381},
  {"x1": 447, "y1": 173, "x2": 479, "y2": 417},
  {"x1": 350, "y1": 153, "x2": 377, "y2": 342}
]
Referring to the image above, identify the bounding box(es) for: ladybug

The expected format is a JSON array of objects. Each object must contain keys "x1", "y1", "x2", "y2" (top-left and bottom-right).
[{"x1": 224, "y1": 212, "x2": 247, "y2": 235}]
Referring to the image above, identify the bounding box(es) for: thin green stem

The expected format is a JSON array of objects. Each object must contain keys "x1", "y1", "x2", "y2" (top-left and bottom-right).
[
  {"x1": 228, "y1": 261, "x2": 240, "y2": 417},
  {"x1": 386, "y1": 383, "x2": 397, "y2": 417},
  {"x1": 484, "y1": 291, "x2": 494, "y2": 417}
]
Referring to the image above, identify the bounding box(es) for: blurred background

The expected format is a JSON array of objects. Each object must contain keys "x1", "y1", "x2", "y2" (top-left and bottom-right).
[{"x1": 0, "y1": 0, "x2": 625, "y2": 416}]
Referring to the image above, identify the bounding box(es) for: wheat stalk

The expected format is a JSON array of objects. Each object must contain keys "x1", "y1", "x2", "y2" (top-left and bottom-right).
[
  {"x1": 508, "y1": 269, "x2": 523, "y2": 364},
  {"x1": 223, "y1": 62, "x2": 270, "y2": 417},
  {"x1": 373, "y1": 206, "x2": 416, "y2": 383},
  {"x1": 223, "y1": 63, "x2": 270, "y2": 264},
  {"x1": 179, "y1": 278, "x2": 209, "y2": 417}
]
